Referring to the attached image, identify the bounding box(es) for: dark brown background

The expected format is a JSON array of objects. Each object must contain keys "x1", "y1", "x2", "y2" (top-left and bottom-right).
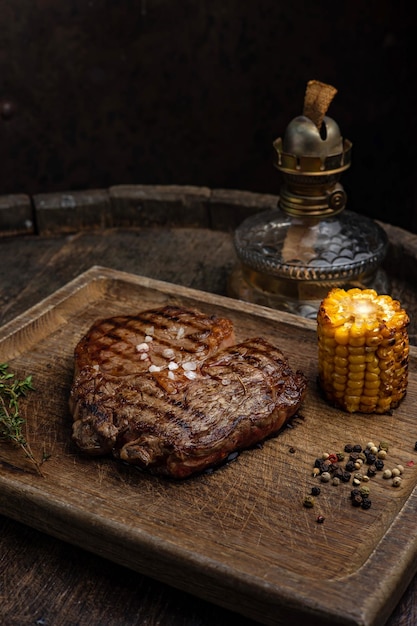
[{"x1": 1, "y1": 0, "x2": 416, "y2": 230}]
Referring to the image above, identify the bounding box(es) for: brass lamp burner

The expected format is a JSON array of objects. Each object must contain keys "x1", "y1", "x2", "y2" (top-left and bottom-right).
[
  {"x1": 273, "y1": 114, "x2": 352, "y2": 217},
  {"x1": 229, "y1": 80, "x2": 389, "y2": 318}
]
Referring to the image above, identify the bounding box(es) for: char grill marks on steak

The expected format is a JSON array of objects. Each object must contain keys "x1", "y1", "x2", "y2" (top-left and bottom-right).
[
  {"x1": 73, "y1": 305, "x2": 236, "y2": 378},
  {"x1": 70, "y1": 306, "x2": 307, "y2": 478}
]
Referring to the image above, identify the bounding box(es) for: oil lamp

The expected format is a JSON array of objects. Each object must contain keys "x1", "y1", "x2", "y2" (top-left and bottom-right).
[{"x1": 229, "y1": 80, "x2": 389, "y2": 318}]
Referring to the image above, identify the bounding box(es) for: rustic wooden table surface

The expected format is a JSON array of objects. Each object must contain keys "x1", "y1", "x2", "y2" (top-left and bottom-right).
[{"x1": 1, "y1": 186, "x2": 417, "y2": 626}]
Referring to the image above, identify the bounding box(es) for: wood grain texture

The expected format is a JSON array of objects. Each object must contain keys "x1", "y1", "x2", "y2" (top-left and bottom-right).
[{"x1": 1, "y1": 267, "x2": 417, "y2": 626}]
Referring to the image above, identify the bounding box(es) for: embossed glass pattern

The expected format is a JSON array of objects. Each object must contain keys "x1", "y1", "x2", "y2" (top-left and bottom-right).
[{"x1": 234, "y1": 208, "x2": 388, "y2": 282}]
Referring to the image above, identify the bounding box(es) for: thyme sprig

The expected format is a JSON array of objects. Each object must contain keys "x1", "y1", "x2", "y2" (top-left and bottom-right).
[{"x1": 0, "y1": 363, "x2": 43, "y2": 476}]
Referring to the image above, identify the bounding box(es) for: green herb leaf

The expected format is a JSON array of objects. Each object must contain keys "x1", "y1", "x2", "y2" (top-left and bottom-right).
[{"x1": 0, "y1": 363, "x2": 43, "y2": 476}]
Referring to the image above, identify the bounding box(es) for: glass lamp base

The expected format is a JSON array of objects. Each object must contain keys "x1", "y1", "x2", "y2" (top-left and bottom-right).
[{"x1": 228, "y1": 263, "x2": 391, "y2": 320}]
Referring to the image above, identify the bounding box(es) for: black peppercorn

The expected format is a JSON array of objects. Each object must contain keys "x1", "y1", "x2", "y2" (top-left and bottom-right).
[
  {"x1": 341, "y1": 471, "x2": 352, "y2": 483},
  {"x1": 361, "y1": 498, "x2": 372, "y2": 510},
  {"x1": 374, "y1": 459, "x2": 384, "y2": 471},
  {"x1": 350, "y1": 488, "x2": 361, "y2": 499},
  {"x1": 311, "y1": 486, "x2": 321, "y2": 496},
  {"x1": 353, "y1": 444, "x2": 362, "y2": 453},
  {"x1": 314, "y1": 458, "x2": 327, "y2": 472},
  {"x1": 345, "y1": 460, "x2": 356, "y2": 472},
  {"x1": 351, "y1": 494, "x2": 362, "y2": 507},
  {"x1": 367, "y1": 465, "x2": 377, "y2": 477},
  {"x1": 344, "y1": 444, "x2": 354, "y2": 453},
  {"x1": 366, "y1": 453, "x2": 377, "y2": 465},
  {"x1": 332, "y1": 467, "x2": 344, "y2": 480},
  {"x1": 316, "y1": 515, "x2": 325, "y2": 524}
]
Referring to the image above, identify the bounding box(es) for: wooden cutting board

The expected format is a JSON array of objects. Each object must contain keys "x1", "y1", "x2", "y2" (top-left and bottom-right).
[{"x1": 1, "y1": 266, "x2": 417, "y2": 626}]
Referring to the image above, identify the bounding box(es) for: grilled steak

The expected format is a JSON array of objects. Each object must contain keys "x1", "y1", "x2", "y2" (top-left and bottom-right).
[{"x1": 70, "y1": 306, "x2": 307, "y2": 478}]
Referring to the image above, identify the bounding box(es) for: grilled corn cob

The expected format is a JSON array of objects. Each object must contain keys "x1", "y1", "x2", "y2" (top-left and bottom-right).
[{"x1": 317, "y1": 288, "x2": 409, "y2": 413}]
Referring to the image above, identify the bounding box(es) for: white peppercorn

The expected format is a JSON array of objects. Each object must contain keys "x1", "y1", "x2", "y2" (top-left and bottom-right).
[{"x1": 320, "y1": 471, "x2": 331, "y2": 483}]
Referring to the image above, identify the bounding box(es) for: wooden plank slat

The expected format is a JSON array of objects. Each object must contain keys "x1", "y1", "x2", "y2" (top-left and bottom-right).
[
  {"x1": 0, "y1": 194, "x2": 34, "y2": 237},
  {"x1": 109, "y1": 184, "x2": 212, "y2": 228},
  {"x1": 33, "y1": 189, "x2": 112, "y2": 235}
]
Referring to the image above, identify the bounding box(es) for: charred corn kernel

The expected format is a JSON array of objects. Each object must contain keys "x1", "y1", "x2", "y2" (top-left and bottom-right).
[{"x1": 317, "y1": 288, "x2": 409, "y2": 414}]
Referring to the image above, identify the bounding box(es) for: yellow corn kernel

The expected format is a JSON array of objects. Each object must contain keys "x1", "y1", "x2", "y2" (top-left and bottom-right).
[
  {"x1": 346, "y1": 379, "x2": 364, "y2": 391},
  {"x1": 365, "y1": 371, "x2": 380, "y2": 382},
  {"x1": 334, "y1": 325, "x2": 350, "y2": 345},
  {"x1": 348, "y1": 371, "x2": 366, "y2": 382},
  {"x1": 335, "y1": 344, "x2": 348, "y2": 357},
  {"x1": 317, "y1": 287, "x2": 409, "y2": 413},
  {"x1": 364, "y1": 379, "x2": 380, "y2": 390},
  {"x1": 366, "y1": 330, "x2": 383, "y2": 347},
  {"x1": 360, "y1": 395, "x2": 378, "y2": 405},
  {"x1": 334, "y1": 368, "x2": 347, "y2": 379},
  {"x1": 377, "y1": 398, "x2": 392, "y2": 412},
  {"x1": 334, "y1": 355, "x2": 348, "y2": 369},
  {"x1": 348, "y1": 354, "x2": 366, "y2": 365}
]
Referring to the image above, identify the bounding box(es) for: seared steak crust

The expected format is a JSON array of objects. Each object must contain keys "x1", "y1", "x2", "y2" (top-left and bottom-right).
[{"x1": 70, "y1": 306, "x2": 307, "y2": 478}]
